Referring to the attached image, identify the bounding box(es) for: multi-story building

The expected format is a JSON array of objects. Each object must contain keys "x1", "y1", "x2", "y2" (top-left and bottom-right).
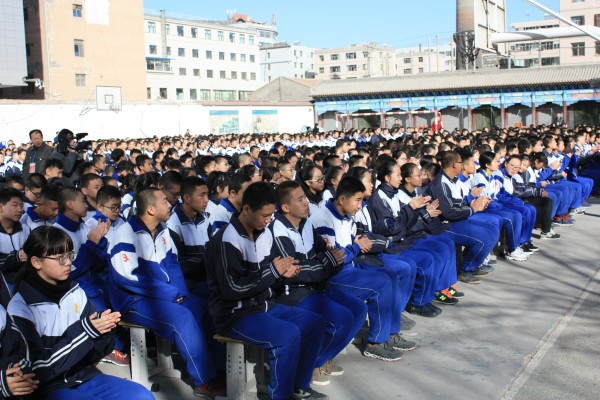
[
  {"x1": 0, "y1": 0, "x2": 27, "y2": 89},
  {"x1": 2, "y1": 0, "x2": 147, "y2": 101},
  {"x1": 394, "y1": 44, "x2": 455, "y2": 75},
  {"x1": 144, "y1": 11, "x2": 277, "y2": 101},
  {"x1": 315, "y1": 43, "x2": 395, "y2": 80},
  {"x1": 259, "y1": 42, "x2": 316, "y2": 82}
]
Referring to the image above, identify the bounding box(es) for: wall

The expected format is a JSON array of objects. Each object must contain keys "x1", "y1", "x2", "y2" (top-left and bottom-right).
[{"x1": 0, "y1": 101, "x2": 315, "y2": 145}]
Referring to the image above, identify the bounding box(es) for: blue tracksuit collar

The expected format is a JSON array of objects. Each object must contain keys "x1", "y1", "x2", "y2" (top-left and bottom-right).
[
  {"x1": 273, "y1": 211, "x2": 307, "y2": 232},
  {"x1": 128, "y1": 215, "x2": 166, "y2": 236},
  {"x1": 478, "y1": 170, "x2": 493, "y2": 180},
  {"x1": 26, "y1": 206, "x2": 42, "y2": 222},
  {"x1": 379, "y1": 183, "x2": 398, "y2": 198},
  {"x1": 399, "y1": 185, "x2": 416, "y2": 198},
  {"x1": 229, "y1": 215, "x2": 266, "y2": 240},
  {"x1": 0, "y1": 220, "x2": 23, "y2": 234},
  {"x1": 441, "y1": 170, "x2": 459, "y2": 183},
  {"x1": 325, "y1": 199, "x2": 351, "y2": 221},
  {"x1": 219, "y1": 198, "x2": 238, "y2": 213},
  {"x1": 56, "y1": 212, "x2": 82, "y2": 233},
  {"x1": 92, "y1": 210, "x2": 124, "y2": 226},
  {"x1": 457, "y1": 173, "x2": 469, "y2": 182},
  {"x1": 173, "y1": 203, "x2": 206, "y2": 225}
]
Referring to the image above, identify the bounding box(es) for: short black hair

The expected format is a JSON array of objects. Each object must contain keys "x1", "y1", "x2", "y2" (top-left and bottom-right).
[
  {"x1": 79, "y1": 173, "x2": 102, "y2": 189},
  {"x1": 40, "y1": 184, "x2": 61, "y2": 203},
  {"x1": 228, "y1": 173, "x2": 252, "y2": 194},
  {"x1": 136, "y1": 154, "x2": 151, "y2": 169},
  {"x1": 96, "y1": 185, "x2": 122, "y2": 206},
  {"x1": 45, "y1": 158, "x2": 64, "y2": 171},
  {"x1": 275, "y1": 180, "x2": 301, "y2": 208},
  {"x1": 242, "y1": 181, "x2": 276, "y2": 212},
  {"x1": 335, "y1": 176, "x2": 365, "y2": 200},
  {"x1": 181, "y1": 176, "x2": 207, "y2": 198},
  {"x1": 0, "y1": 187, "x2": 22, "y2": 205},
  {"x1": 159, "y1": 171, "x2": 182, "y2": 191},
  {"x1": 136, "y1": 187, "x2": 160, "y2": 216},
  {"x1": 440, "y1": 150, "x2": 461, "y2": 169},
  {"x1": 57, "y1": 187, "x2": 81, "y2": 213}
]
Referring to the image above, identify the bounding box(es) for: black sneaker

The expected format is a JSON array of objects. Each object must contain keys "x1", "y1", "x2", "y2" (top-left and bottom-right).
[
  {"x1": 291, "y1": 387, "x2": 328, "y2": 399},
  {"x1": 400, "y1": 314, "x2": 416, "y2": 331},
  {"x1": 363, "y1": 342, "x2": 404, "y2": 362},
  {"x1": 478, "y1": 264, "x2": 494, "y2": 273},
  {"x1": 386, "y1": 333, "x2": 417, "y2": 351},
  {"x1": 523, "y1": 242, "x2": 539, "y2": 252},
  {"x1": 458, "y1": 270, "x2": 481, "y2": 284},
  {"x1": 407, "y1": 303, "x2": 442, "y2": 317},
  {"x1": 448, "y1": 284, "x2": 464, "y2": 298},
  {"x1": 473, "y1": 267, "x2": 491, "y2": 277},
  {"x1": 433, "y1": 290, "x2": 459, "y2": 305}
]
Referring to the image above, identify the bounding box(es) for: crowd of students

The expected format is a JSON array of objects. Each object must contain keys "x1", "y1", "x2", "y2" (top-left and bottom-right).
[{"x1": 0, "y1": 122, "x2": 599, "y2": 400}]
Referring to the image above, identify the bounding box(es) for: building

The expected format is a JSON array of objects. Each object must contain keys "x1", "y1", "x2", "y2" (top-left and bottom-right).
[
  {"x1": 394, "y1": 43, "x2": 455, "y2": 76},
  {"x1": 510, "y1": 18, "x2": 561, "y2": 68},
  {"x1": 315, "y1": 43, "x2": 396, "y2": 80},
  {"x1": 144, "y1": 10, "x2": 277, "y2": 102},
  {"x1": 259, "y1": 42, "x2": 316, "y2": 82},
  {"x1": 0, "y1": 0, "x2": 28, "y2": 89},
  {"x1": 1, "y1": 0, "x2": 147, "y2": 102}
]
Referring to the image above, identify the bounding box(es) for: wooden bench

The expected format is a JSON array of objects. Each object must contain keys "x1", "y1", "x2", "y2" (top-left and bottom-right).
[
  {"x1": 213, "y1": 334, "x2": 268, "y2": 400},
  {"x1": 119, "y1": 321, "x2": 181, "y2": 392}
]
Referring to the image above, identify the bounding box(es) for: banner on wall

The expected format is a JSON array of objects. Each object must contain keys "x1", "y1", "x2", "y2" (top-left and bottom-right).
[
  {"x1": 209, "y1": 110, "x2": 239, "y2": 134},
  {"x1": 252, "y1": 110, "x2": 278, "y2": 133}
]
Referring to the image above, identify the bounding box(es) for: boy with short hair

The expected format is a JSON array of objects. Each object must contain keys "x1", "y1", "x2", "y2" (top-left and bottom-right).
[
  {"x1": 79, "y1": 173, "x2": 103, "y2": 222},
  {"x1": 0, "y1": 188, "x2": 30, "y2": 282},
  {"x1": 208, "y1": 173, "x2": 252, "y2": 233},
  {"x1": 20, "y1": 184, "x2": 60, "y2": 230},
  {"x1": 22, "y1": 173, "x2": 47, "y2": 211}
]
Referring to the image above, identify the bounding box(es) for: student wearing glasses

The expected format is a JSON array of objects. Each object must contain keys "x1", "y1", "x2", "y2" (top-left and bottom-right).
[
  {"x1": 22, "y1": 174, "x2": 47, "y2": 212},
  {"x1": 299, "y1": 164, "x2": 325, "y2": 215},
  {"x1": 0, "y1": 188, "x2": 30, "y2": 285}
]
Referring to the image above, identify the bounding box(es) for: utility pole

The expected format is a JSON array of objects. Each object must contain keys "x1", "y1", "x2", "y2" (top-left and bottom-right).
[
  {"x1": 436, "y1": 34, "x2": 440, "y2": 73},
  {"x1": 428, "y1": 38, "x2": 431, "y2": 73}
]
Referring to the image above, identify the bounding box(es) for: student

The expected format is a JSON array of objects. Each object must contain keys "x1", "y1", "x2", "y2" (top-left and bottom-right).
[
  {"x1": 0, "y1": 188, "x2": 30, "y2": 283},
  {"x1": 205, "y1": 171, "x2": 229, "y2": 217},
  {"x1": 110, "y1": 188, "x2": 225, "y2": 399},
  {"x1": 299, "y1": 164, "x2": 325, "y2": 215},
  {"x1": 208, "y1": 173, "x2": 252, "y2": 233},
  {"x1": 79, "y1": 173, "x2": 103, "y2": 222},
  {"x1": 311, "y1": 177, "x2": 408, "y2": 361},
  {"x1": 531, "y1": 152, "x2": 574, "y2": 226},
  {"x1": 167, "y1": 176, "x2": 212, "y2": 299},
  {"x1": 158, "y1": 170, "x2": 183, "y2": 208},
  {"x1": 321, "y1": 166, "x2": 344, "y2": 206},
  {"x1": 20, "y1": 183, "x2": 60, "y2": 230},
  {"x1": 53, "y1": 188, "x2": 111, "y2": 312},
  {"x1": 205, "y1": 182, "x2": 328, "y2": 400},
  {"x1": 43, "y1": 159, "x2": 63, "y2": 181},
  {"x1": 272, "y1": 181, "x2": 367, "y2": 385},
  {"x1": 8, "y1": 226, "x2": 153, "y2": 400},
  {"x1": 22, "y1": 173, "x2": 47, "y2": 212}
]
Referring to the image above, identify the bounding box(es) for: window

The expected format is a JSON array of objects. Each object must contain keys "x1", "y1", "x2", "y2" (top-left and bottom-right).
[
  {"x1": 330, "y1": 66, "x2": 340, "y2": 72},
  {"x1": 267, "y1": 64, "x2": 271, "y2": 71},
  {"x1": 177, "y1": 25, "x2": 184, "y2": 36},
  {"x1": 418, "y1": 57, "x2": 424, "y2": 62},
  {"x1": 74, "y1": 39, "x2": 84, "y2": 57},
  {"x1": 147, "y1": 21, "x2": 156, "y2": 33},
  {"x1": 229, "y1": 32, "x2": 235, "y2": 43},
  {"x1": 147, "y1": 87, "x2": 151, "y2": 100},
  {"x1": 347, "y1": 65, "x2": 357, "y2": 71},
  {"x1": 250, "y1": 73, "x2": 256, "y2": 80},
  {"x1": 176, "y1": 88, "x2": 184, "y2": 100},
  {"x1": 294, "y1": 50, "x2": 297, "y2": 56},
  {"x1": 267, "y1": 52, "x2": 271, "y2": 59},
  {"x1": 178, "y1": 48, "x2": 185, "y2": 57},
  {"x1": 572, "y1": 42, "x2": 585, "y2": 56},
  {"x1": 241, "y1": 72, "x2": 247, "y2": 80},
  {"x1": 165, "y1": 24, "x2": 170, "y2": 35},
  {"x1": 179, "y1": 68, "x2": 186, "y2": 76},
  {"x1": 191, "y1": 28, "x2": 197, "y2": 38},
  {"x1": 206, "y1": 50, "x2": 212, "y2": 59},
  {"x1": 231, "y1": 71, "x2": 237, "y2": 79},
  {"x1": 249, "y1": 35, "x2": 254, "y2": 45},
  {"x1": 219, "y1": 52, "x2": 225, "y2": 60},
  {"x1": 23, "y1": 6, "x2": 28, "y2": 20},
  {"x1": 193, "y1": 68, "x2": 200, "y2": 76},
  {"x1": 240, "y1": 54, "x2": 247, "y2": 62},
  {"x1": 345, "y1": 52, "x2": 357, "y2": 59},
  {"x1": 192, "y1": 49, "x2": 199, "y2": 58},
  {"x1": 250, "y1": 55, "x2": 255, "y2": 63},
  {"x1": 200, "y1": 90, "x2": 211, "y2": 100},
  {"x1": 403, "y1": 68, "x2": 412, "y2": 74},
  {"x1": 190, "y1": 89, "x2": 197, "y2": 100},
  {"x1": 160, "y1": 88, "x2": 167, "y2": 99},
  {"x1": 571, "y1": 16, "x2": 585, "y2": 25},
  {"x1": 230, "y1": 53, "x2": 236, "y2": 61},
  {"x1": 363, "y1": 51, "x2": 369, "y2": 58},
  {"x1": 207, "y1": 70, "x2": 213, "y2": 78},
  {"x1": 165, "y1": 47, "x2": 171, "y2": 56},
  {"x1": 220, "y1": 70, "x2": 226, "y2": 79},
  {"x1": 218, "y1": 31, "x2": 224, "y2": 41},
  {"x1": 403, "y1": 57, "x2": 411, "y2": 63},
  {"x1": 595, "y1": 14, "x2": 600, "y2": 27},
  {"x1": 418, "y1": 67, "x2": 424, "y2": 73},
  {"x1": 73, "y1": 4, "x2": 82, "y2": 17},
  {"x1": 75, "y1": 73, "x2": 86, "y2": 86},
  {"x1": 300, "y1": 51, "x2": 303, "y2": 56},
  {"x1": 331, "y1": 54, "x2": 339, "y2": 60},
  {"x1": 319, "y1": 67, "x2": 325, "y2": 73},
  {"x1": 293, "y1": 62, "x2": 297, "y2": 67},
  {"x1": 596, "y1": 41, "x2": 600, "y2": 55},
  {"x1": 319, "y1": 55, "x2": 324, "y2": 61},
  {"x1": 149, "y1": 45, "x2": 157, "y2": 55},
  {"x1": 205, "y1": 29, "x2": 211, "y2": 40},
  {"x1": 239, "y1": 34, "x2": 245, "y2": 44},
  {"x1": 214, "y1": 90, "x2": 235, "y2": 101}
]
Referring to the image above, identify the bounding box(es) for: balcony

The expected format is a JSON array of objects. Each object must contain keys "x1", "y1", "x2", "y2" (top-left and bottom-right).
[{"x1": 146, "y1": 57, "x2": 173, "y2": 73}]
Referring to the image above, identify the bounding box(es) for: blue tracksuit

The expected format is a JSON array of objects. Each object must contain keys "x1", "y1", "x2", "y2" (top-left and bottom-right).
[
  {"x1": 109, "y1": 216, "x2": 223, "y2": 387},
  {"x1": 425, "y1": 171, "x2": 499, "y2": 272},
  {"x1": 534, "y1": 167, "x2": 577, "y2": 212},
  {"x1": 205, "y1": 216, "x2": 327, "y2": 400}
]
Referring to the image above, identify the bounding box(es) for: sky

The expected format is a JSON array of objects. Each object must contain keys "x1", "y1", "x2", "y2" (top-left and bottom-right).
[{"x1": 143, "y1": 0, "x2": 560, "y2": 49}]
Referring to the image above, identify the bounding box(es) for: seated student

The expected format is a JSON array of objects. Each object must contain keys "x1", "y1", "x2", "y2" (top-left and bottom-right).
[
  {"x1": 43, "y1": 159, "x2": 63, "y2": 182},
  {"x1": 8, "y1": 226, "x2": 153, "y2": 400},
  {"x1": 520, "y1": 153, "x2": 566, "y2": 225},
  {"x1": 0, "y1": 188, "x2": 30, "y2": 284},
  {"x1": 531, "y1": 152, "x2": 574, "y2": 226},
  {"x1": 167, "y1": 176, "x2": 212, "y2": 299},
  {"x1": 21, "y1": 183, "x2": 60, "y2": 230},
  {"x1": 110, "y1": 188, "x2": 225, "y2": 399},
  {"x1": 425, "y1": 151, "x2": 500, "y2": 285},
  {"x1": 321, "y1": 166, "x2": 344, "y2": 206},
  {"x1": 277, "y1": 161, "x2": 295, "y2": 183},
  {"x1": 558, "y1": 138, "x2": 593, "y2": 208},
  {"x1": 299, "y1": 164, "x2": 325, "y2": 215},
  {"x1": 158, "y1": 170, "x2": 183, "y2": 209},
  {"x1": 507, "y1": 155, "x2": 560, "y2": 240},
  {"x1": 208, "y1": 173, "x2": 252, "y2": 233},
  {"x1": 205, "y1": 182, "x2": 328, "y2": 400},
  {"x1": 311, "y1": 177, "x2": 409, "y2": 362},
  {"x1": 53, "y1": 187, "x2": 111, "y2": 312},
  {"x1": 23, "y1": 173, "x2": 47, "y2": 212},
  {"x1": 272, "y1": 181, "x2": 367, "y2": 385},
  {"x1": 79, "y1": 173, "x2": 103, "y2": 222}
]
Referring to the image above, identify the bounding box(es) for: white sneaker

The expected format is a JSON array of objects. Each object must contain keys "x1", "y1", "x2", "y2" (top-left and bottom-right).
[
  {"x1": 505, "y1": 248, "x2": 528, "y2": 261},
  {"x1": 540, "y1": 230, "x2": 560, "y2": 240}
]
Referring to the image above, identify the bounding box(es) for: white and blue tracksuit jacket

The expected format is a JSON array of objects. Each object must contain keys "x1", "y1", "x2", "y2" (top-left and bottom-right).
[
  {"x1": 20, "y1": 207, "x2": 55, "y2": 231},
  {"x1": 0, "y1": 222, "x2": 30, "y2": 281},
  {"x1": 208, "y1": 198, "x2": 237, "y2": 234}
]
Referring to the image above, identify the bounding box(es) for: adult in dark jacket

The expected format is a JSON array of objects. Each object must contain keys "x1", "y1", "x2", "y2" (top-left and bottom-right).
[{"x1": 22, "y1": 129, "x2": 54, "y2": 184}]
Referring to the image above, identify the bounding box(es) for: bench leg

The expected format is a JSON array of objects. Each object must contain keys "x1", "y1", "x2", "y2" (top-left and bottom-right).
[
  {"x1": 149, "y1": 337, "x2": 181, "y2": 379},
  {"x1": 222, "y1": 342, "x2": 247, "y2": 400},
  {"x1": 129, "y1": 327, "x2": 153, "y2": 390}
]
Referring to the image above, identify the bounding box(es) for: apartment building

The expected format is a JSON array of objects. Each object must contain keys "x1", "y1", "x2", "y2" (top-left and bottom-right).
[
  {"x1": 0, "y1": 0, "x2": 27, "y2": 89},
  {"x1": 394, "y1": 44, "x2": 455, "y2": 75},
  {"x1": 144, "y1": 11, "x2": 277, "y2": 101},
  {"x1": 259, "y1": 42, "x2": 316, "y2": 82},
  {"x1": 315, "y1": 43, "x2": 396, "y2": 80}
]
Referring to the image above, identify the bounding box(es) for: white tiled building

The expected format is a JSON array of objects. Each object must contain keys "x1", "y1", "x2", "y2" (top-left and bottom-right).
[
  {"x1": 0, "y1": 0, "x2": 28, "y2": 89},
  {"x1": 144, "y1": 11, "x2": 278, "y2": 102},
  {"x1": 259, "y1": 42, "x2": 317, "y2": 82},
  {"x1": 394, "y1": 44, "x2": 455, "y2": 75}
]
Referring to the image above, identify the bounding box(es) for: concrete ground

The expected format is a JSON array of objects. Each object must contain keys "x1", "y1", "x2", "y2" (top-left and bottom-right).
[{"x1": 100, "y1": 200, "x2": 600, "y2": 400}]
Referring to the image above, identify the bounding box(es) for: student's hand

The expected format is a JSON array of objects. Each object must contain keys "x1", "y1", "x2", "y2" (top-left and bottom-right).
[
  {"x1": 561, "y1": 171, "x2": 567, "y2": 178},
  {"x1": 408, "y1": 195, "x2": 430, "y2": 210},
  {"x1": 541, "y1": 190, "x2": 548, "y2": 197},
  {"x1": 540, "y1": 181, "x2": 548, "y2": 188},
  {"x1": 328, "y1": 247, "x2": 346, "y2": 265},
  {"x1": 89, "y1": 309, "x2": 121, "y2": 334},
  {"x1": 17, "y1": 249, "x2": 28, "y2": 263},
  {"x1": 426, "y1": 199, "x2": 442, "y2": 217},
  {"x1": 5, "y1": 365, "x2": 38, "y2": 396},
  {"x1": 470, "y1": 186, "x2": 484, "y2": 197},
  {"x1": 272, "y1": 256, "x2": 299, "y2": 277},
  {"x1": 550, "y1": 160, "x2": 560, "y2": 170},
  {"x1": 354, "y1": 235, "x2": 372, "y2": 253},
  {"x1": 87, "y1": 221, "x2": 110, "y2": 244},
  {"x1": 471, "y1": 196, "x2": 487, "y2": 213}
]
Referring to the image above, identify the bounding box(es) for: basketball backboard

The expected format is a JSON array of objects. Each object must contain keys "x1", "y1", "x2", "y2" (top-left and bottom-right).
[
  {"x1": 456, "y1": 0, "x2": 507, "y2": 55},
  {"x1": 96, "y1": 86, "x2": 122, "y2": 111}
]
